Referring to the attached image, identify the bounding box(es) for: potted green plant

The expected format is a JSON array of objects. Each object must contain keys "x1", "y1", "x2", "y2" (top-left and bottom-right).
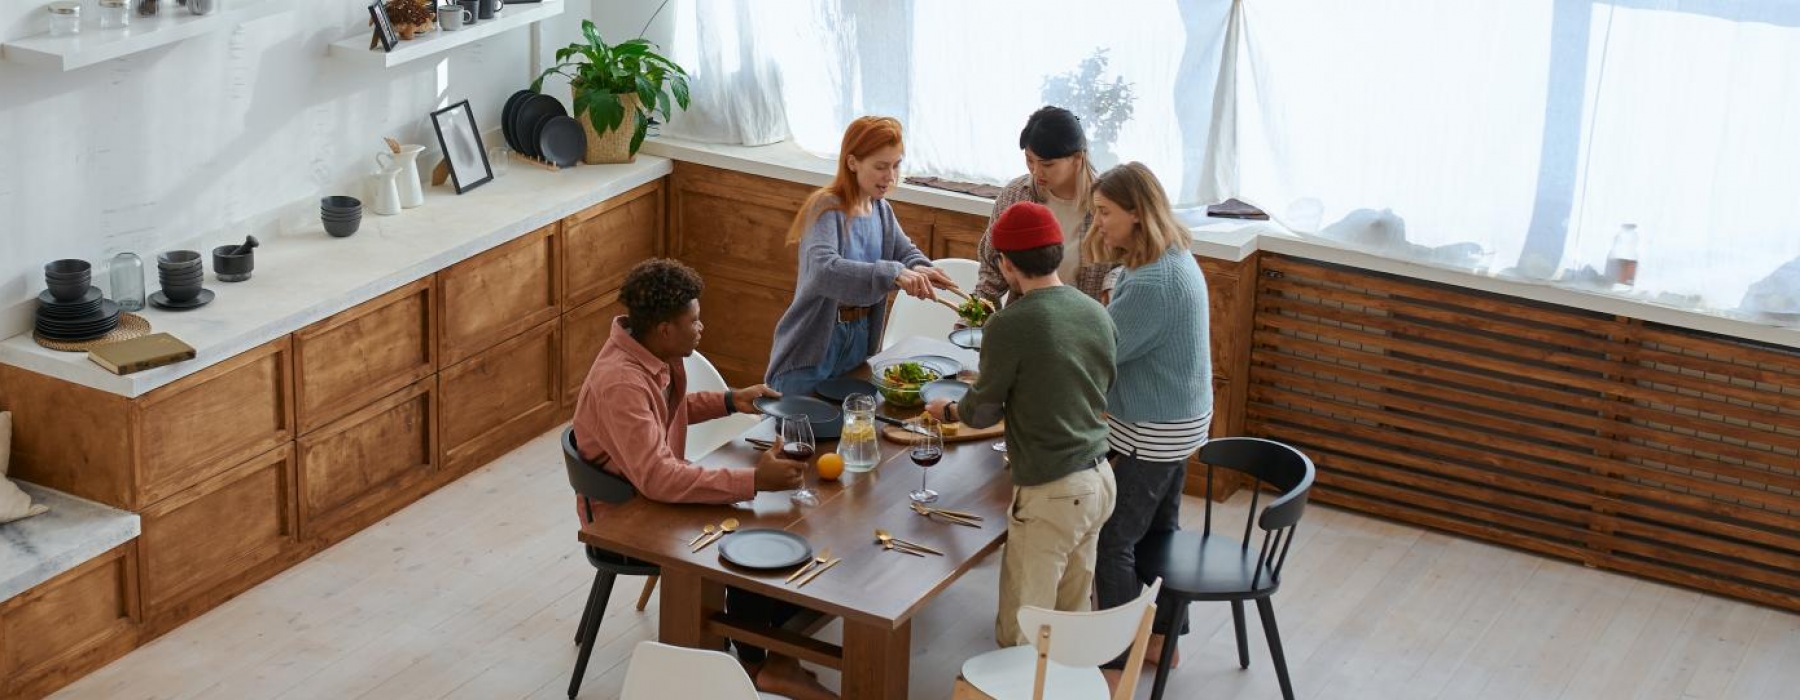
[{"x1": 532, "y1": 20, "x2": 690, "y2": 164}]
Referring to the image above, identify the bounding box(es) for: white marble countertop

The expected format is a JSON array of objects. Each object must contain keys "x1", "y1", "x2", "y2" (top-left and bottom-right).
[
  {"x1": 0, "y1": 157, "x2": 672, "y2": 398},
  {"x1": 0, "y1": 482, "x2": 140, "y2": 603}
]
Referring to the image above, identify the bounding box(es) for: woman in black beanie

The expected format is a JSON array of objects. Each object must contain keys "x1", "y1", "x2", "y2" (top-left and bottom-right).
[{"x1": 973, "y1": 106, "x2": 1114, "y2": 305}]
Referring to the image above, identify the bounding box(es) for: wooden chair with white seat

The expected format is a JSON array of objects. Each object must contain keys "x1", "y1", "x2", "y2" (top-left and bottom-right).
[
  {"x1": 621, "y1": 641, "x2": 792, "y2": 700},
  {"x1": 953, "y1": 579, "x2": 1162, "y2": 700},
  {"x1": 881, "y1": 257, "x2": 982, "y2": 350}
]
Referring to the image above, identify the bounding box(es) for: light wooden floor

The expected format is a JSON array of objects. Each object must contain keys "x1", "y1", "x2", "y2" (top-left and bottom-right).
[{"x1": 57, "y1": 424, "x2": 1800, "y2": 700}]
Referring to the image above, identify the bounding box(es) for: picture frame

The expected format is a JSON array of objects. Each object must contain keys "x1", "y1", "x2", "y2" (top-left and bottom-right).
[
  {"x1": 369, "y1": 2, "x2": 399, "y2": 53},
  {"x1": 431, "y1": 100, "x2": 494, "y2": 194}
]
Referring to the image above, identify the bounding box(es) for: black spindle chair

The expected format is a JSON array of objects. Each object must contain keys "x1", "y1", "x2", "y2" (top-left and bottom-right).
[
  {"x1": 562, "y1": 427, "x2": 660, "y2": 699},
  {"x1": 1134, "y1": 436, "x2": 1316, "y2": 700}
]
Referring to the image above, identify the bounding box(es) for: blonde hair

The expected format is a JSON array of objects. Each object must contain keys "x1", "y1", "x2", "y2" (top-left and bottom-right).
[
  {"x1": 1083, "y1": 162, "x2": 1189, "y2": 269},
  {"x1": 786, "y1": 116, "x2": 905, "y2": 244}
]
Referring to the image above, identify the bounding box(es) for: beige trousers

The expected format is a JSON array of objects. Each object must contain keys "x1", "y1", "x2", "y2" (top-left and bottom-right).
[{"x1": 996, "y1": 461, "x2": 1118, "y2": 647}]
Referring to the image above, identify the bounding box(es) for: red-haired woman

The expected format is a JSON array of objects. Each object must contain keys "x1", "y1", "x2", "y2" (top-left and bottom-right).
[{"x1": 765, "y1": 116, "x2": 953, "y2": 396}]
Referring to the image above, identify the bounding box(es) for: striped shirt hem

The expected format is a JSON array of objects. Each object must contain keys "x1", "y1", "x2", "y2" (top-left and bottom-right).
[{"x1": 1108, "y1": 412, "x2": 1212, "y2": 461}]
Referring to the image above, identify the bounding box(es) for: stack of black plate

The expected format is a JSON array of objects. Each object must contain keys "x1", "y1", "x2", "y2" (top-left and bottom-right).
[
  {"x1": 501, "y1": 89, "x2": 586, "y2": 168},
  {"x1": 35, "y1": 288, "x2": 121, "y2": 341}
]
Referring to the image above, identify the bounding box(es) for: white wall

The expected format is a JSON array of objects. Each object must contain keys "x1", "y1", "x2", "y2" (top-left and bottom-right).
[{"x1": 0, "y1": 1, "x2": 612, "y2": 338}]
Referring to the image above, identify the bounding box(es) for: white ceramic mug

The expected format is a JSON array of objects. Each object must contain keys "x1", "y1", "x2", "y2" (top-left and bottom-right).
[{"x1": 437, "y1": 5, "x2": 471, "y2": 31}]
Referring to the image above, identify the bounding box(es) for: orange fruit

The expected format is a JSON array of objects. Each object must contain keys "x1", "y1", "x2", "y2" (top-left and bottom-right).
[{"x1": 816, "y1": 452, "x2": 845, "y2": 481}]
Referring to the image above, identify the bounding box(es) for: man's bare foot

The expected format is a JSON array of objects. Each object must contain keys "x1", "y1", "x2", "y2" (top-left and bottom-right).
[
  {"x1": 755, "y1": 655, "x2": 837, "y2": 700},
  {"x1": 1144, "y1": 633, "x2": 1181, "y2": 668}
]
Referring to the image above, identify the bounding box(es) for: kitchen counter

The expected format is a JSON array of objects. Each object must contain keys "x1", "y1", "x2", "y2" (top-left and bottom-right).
[{"x1": 0, "y1": 482, "x2": 140, "y2": 603}]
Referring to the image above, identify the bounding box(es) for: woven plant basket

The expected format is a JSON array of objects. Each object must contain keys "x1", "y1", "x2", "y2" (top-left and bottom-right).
[{"x1": 574, "y1": 88, "x2": 639, "y2": 164}]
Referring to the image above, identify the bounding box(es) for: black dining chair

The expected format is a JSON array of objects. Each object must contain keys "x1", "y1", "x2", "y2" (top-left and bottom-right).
[
  {"x1": 561, "y1": 427, "x2": 661, "y2": 699},
  {"x1": 1134, "y1": 436, "x2": 1316, "y2": 700}
]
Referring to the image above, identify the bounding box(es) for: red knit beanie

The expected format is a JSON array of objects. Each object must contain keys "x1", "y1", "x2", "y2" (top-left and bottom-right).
[{"x1": 991, "y1": 202, "x2": 1062, "y2": 251}]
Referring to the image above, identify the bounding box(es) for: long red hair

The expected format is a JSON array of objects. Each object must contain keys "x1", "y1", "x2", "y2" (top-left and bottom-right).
[{"x1": 786, "y1": 116, "x2": 905, "y2": 244}]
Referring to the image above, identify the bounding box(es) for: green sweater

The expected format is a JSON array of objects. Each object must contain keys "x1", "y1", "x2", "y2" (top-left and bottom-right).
[{"x1": 961, "y1": 285, "x2": 1116, "y2": 486}]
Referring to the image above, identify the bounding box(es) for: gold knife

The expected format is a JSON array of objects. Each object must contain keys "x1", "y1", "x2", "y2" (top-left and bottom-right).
[
  {"x1": 795, "y1": 558, "x2": 841, "y2": 587},
  {"x1": 893, "y1": 538, "x2": 943, "y2": 556}
]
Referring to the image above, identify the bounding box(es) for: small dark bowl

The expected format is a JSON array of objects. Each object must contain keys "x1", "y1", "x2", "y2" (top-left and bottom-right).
[
  {"x1": 321, "y1": 195, "x2": 362, "y2": 210},
  {"x1": 46, "y1": 280, "x2": 89, "y2": 302},
  {"x1": 159, "y1": 265, "x2": 205, "y2": 278},
  {"x1": 212, "y1": 246, "x2": 254, "y2": 283},
  {"x1": 160, "y1": 283, "x2": 202, "y2": 302},
  {"x1": 157, "y1": 250, "x2": 202, "y2": 267},
  {"x1": 320, "y1": 212, "x2": 363, "y2": 223},
  {"x1": 324, "y1": 218, "x2": 361, "y2": 238},
  {"x1": 44, "y1": 259, "x2": 91, "y2": 277}
]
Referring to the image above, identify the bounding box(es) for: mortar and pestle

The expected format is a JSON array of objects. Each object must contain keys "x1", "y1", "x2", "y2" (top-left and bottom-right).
[{"x1": 212, "y1": 235, "x2": 258, "y2": 282}]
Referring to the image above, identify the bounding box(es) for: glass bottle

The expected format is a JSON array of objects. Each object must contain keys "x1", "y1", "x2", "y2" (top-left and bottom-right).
[
  {"x1": 110, "y1": 252, "x2": 146, "y2": 311},
  {"x1": 47, "y1": 2, "x2": 81, "y2": 37},
  {"x1": 839, "y1": 394, "x2": 881, "y2": 473},
  {"x1": 1606, "y1": 223, "x2": 1640, "y2": 287}
]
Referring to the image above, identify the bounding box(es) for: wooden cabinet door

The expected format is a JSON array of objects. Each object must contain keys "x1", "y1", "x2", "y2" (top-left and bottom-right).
[
  {"x1": 694, "y1": 281, "x2": 792, "y2": 388},
  {"x1": 563, "y1": 180, "x2": 663, "y2": 309},
  {"x1": 437, "y1": 224, "x2": 561, "y2": 367},
  {"x1": 296, "y1": 378, "x2": 436, "y2": 545},
  {"x1": 0, "y1": 544, "x2": 139, "y2": 698},
  {"x1": 132, "y1": 338, "x2": 294, "y2": 507},
  {"x1": 561, "y1": 290, "x2": 625, "y2": 408},
  {"x1": 886, "y1": 200, "x2": 938, "y2": 258},
  {"x1": 293, "y1": 278, "x2": 435, "y2": 435},
  {"x1": 669, "y1": 163, "x2": 810, "y2": 291},
  {"x1": 932, "y1": 211, "x2": 988, "y2": 261},
  {"x1": 139, "y1": 444, "x2": 296, "y2": 628},
  {"x1": 439, "y1": 320, "x2": 561, "y2": 476}
]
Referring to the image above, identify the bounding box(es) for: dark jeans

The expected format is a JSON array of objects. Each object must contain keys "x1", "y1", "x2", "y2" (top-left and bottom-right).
[
  {"x1": 725, "y1": 587, "x2": 801, "y2": 664},
  {"x1": 1096, "y1": 451, "x2": 1190, "y2": 666}
]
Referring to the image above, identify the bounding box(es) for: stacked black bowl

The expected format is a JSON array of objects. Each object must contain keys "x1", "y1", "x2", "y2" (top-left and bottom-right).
[
  {"x1": 36, "y1": 259, "x2": 121, "y2": 341},
  {"x1": 321, "y1": 196, "x2": 362, "y2": 238},
  {"x1": 153, "y1": 250, "x2": 210, "y2": 309}
]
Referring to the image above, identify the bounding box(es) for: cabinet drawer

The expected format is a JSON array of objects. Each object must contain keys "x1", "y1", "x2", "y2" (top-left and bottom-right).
[
  {"x1": 440, "y1": 320, "x2": 561, "y2": 476},
  {"x1": 561, "y1": 290, "x2": 626, "y2": 408},
  {"x1": 297, "y1": 378, "x2": 436, "y2": 544},
  {"x1": 0, "y1": 544, "x2": 139, "y2": 690},
  {"x1": 139, "y1": 445, "x2": 296, "y2": 622},
  {"x1": 437, "y1": 224, "x2": 561, "y2": 366},
  {"x1": 133, "y1": 338, "x2": 293, "y2": 506},
  {"x1": 294, "y1": 278, "x2": 436, "y2": 435},
  {"x1": 563, "y1": 180, "x2": 662, "y2": 309}
]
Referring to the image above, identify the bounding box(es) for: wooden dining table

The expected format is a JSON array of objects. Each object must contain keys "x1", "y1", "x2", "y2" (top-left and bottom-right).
[{"x1": 578, "y1": 407, "x2": 1011, "y2": 699}]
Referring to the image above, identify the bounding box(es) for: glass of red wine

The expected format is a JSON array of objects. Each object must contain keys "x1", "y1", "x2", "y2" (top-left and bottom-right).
[
  {"x1": 908, "y1": 419, "x2": 943, "y2": 504},
  {"x1": 780, "y1": 416, "x2": 819, "y2": 507}
]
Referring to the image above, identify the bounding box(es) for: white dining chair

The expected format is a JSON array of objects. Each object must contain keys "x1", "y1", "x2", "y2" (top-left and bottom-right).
[
  {"x1": 683, "y1": 350, "x2": 762, "y2": 461},
  {"x1": 621, "y1": 641, "x2": 792, "y2": 700},
  {"x1": 882, "y1": 257, "x2": 982, "y2": 350},
  {"x1": 954, "y1": 580, "x2": 1162, "y2": 700}
]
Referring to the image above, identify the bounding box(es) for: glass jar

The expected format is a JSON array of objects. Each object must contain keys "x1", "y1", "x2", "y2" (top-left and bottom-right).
[
  {"x1": 99, "y1": 0, "x2": 131, "y2": 28},
  {"x1": 187, "y1": 0, "x2": 217, "y2": 15},
  {"x1": 47, "y1": 2, "x2": 81, "y2": 37},
  {"x1": 136, "y1": 0, "x2": 158, "y2": 17},
  {"x1": 839, "y1": 394, "x2": 881, "y2": 473},
  {"x1": 109, "y1": 252, "x2": 146, "y2": 312}
]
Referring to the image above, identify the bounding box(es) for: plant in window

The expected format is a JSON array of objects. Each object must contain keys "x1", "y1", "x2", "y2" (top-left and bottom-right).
[
  {"x1": 1040, "y1": 50, "x2": 1136, "y2": 167},
  {"x1": 532, "y1": 20, "x2": 691, "y2": 164}
]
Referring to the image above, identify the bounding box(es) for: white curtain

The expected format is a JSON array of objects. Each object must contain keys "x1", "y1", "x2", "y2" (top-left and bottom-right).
[{"x1": 658, "y1": 0, "x2": 807, "y2": 146}]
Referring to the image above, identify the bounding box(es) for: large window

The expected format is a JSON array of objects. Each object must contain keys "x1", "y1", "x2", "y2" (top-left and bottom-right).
[{"x1": 663, "y1": 0, "x2": 1800, "y2": 315}]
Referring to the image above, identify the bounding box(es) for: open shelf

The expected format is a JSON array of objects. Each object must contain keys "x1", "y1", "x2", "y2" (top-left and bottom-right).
[
  {"x1": 328, "y1": 0, "x2": 564, "y2": 69},
  {"x1": 1, "y1": 0, "x2": 283, "y2": 71}
]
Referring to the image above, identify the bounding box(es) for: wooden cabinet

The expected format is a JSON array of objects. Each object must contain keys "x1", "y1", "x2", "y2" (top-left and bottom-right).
[
  {"x1": 132, "y1": 338, "x2": 294, "y2": 508},
  {"x1": 437, "y1": 224, "x2": 562, "y2": 367},
  {"x1": 1192, "y1": 254, "x2": 1259, "y2": 500},
  {"x1": 931, "y1": 212, "x2": 988, "y2": 261},
  {"x1": 670, "y1": 163, "x2": 810, "y2": 291},
  {"x1": 696, "y1": 281, "x2": 794, "y2": 389},
  {"x1": 139, "y1": 445, "x2": 296, "y2": 631},
  {"x1": 0, "y1": 365, "x2": 133, "y2": 509},
  {"x1": 293, "y1": 278, "x2": 436, "y2": 435},
  {"x1": 296, "y1": 378, "x2": 436, "y2": 544},
  {"x1": 439, "y1": 320, "x2": 561, "y2": 476},
  {"x1": 563, "y1": 181, "x2": 663, "y2": 309},
  {"x1": 561, "y1": 290, "x2": 625, "y2": 408},
  {"x1": 0, "y1": 544, "x2": 139, "y2": 700}
]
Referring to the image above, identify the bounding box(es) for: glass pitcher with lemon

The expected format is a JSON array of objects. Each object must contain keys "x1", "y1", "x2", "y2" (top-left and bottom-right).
[{"x1": 839, "y1": 394, "x2": 881, "y2": 472}]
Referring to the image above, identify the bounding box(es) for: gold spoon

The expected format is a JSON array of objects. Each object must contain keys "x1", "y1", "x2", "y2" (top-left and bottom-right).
[
  {"x1": 875, "y1": 528, "x2": 942, "y2": 556},
  {"x1": 786, "y1": 547, "x2": 832, "y2": 583},
  {"x1": 693, "y1": 517, "x2": 739, "y2": 552},
  {"x1": 688, "y1": 523, "x2": 716, "y2": 548},
  {"x1": 883, "y1": 540, "x2": 926, "y2": 556}
]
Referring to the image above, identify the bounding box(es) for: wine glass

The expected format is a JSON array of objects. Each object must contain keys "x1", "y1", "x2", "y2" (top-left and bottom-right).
[
  {"x1": 780, "y1": 416, "x2": 819, "y2": 507},
  {"x1": 909, "y1": 419, "x2": 944, "y2": 504}
]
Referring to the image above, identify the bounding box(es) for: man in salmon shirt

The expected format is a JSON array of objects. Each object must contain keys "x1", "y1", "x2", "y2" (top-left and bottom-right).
[{"x1": 571, "y1": 258, "x2": 832, "y2": 699}]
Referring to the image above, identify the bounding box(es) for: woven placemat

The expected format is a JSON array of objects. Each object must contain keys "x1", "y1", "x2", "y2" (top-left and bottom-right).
[{"x1": 32, "y1": 312, "x2": 151, "y2": 352}]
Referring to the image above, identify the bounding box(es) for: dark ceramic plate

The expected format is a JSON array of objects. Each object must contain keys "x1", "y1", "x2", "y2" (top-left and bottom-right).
[
  {"x1": 815, "y1": 376, "x2": 877, "y2": 404},
  {"x1": 753, "y1": 395, "x2": 842, "y2": 439},
  {"x1": 149, "y1": 289, "x2": 214, "y2": 311},
  {"x1": 537, "y1": 115, "x2": 585, "y2": 168},
  {"x1": 510, "y1": 93, "x2": 566, "y2": 159},
  {"x1": 948, "y1": 327, "x2": 983, "y2": 351},
  {"x1": 501, "y1": 89, "x2": 535, "y2": 153},
  {"x1": 920, "y1": 379, "x2": 970, "y2": 405},
  {"x1": 35, "y1": 299, "x2": 118, "y2": 328},
  {"x1": 718, "y1": 529, "x2": 812, "y2": 570},
  {"x1": 37, "y1": 287, "x2": 103, "y2": 308}
]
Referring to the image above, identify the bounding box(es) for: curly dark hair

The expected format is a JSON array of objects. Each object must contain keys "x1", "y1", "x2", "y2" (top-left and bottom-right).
[{"x1": 621, "y1": 258, "x2": 704, "y2": 337}]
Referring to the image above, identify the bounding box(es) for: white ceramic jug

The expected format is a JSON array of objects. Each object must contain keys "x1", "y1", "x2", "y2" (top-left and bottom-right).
[
  {"x1": 379, "y1": 147, "x2": 427, "y2": 209},
  {"x1": 368, "y1": 167, "x2": 403, "y2": 216}
]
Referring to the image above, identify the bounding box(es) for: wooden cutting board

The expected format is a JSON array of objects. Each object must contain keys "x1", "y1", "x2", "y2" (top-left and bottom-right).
[{"x1": 881, "y1": 421, "x2": 1005, "y2": 445}]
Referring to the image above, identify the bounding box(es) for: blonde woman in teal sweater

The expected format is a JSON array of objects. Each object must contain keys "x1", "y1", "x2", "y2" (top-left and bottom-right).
[{"x1": 1083, "y1": 162, "x2": 1211, "y2": 672}]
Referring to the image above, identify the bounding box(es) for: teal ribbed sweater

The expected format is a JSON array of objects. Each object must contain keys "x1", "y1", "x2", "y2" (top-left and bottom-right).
[{"x1": 1106, "y1": 246, "x2": 1212, "y2": 422}]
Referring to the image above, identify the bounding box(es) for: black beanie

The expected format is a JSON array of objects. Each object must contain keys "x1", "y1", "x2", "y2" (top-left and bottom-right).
[{"x1": 1018, "y1": 106, "x2": 1087, "y2": 159}]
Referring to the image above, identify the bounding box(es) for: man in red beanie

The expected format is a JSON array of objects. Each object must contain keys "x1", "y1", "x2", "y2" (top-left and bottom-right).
[{"x1": 927, "y1": 201, "x2": 1119, "y2": 647}]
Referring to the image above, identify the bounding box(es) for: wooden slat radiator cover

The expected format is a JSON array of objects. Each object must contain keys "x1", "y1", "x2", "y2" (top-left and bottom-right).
[{"x1": 1246, "y1": 255, "x2": 1800, "y2": 611}]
